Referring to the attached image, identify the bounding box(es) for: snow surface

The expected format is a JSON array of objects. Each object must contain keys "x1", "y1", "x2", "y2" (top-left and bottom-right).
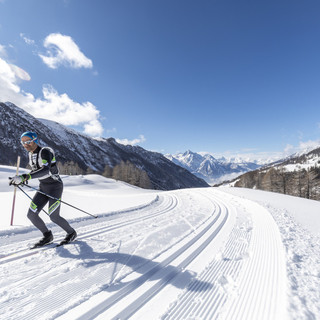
[{"x1": 0, "y1": 166, "x2": 319, "y2": 319}]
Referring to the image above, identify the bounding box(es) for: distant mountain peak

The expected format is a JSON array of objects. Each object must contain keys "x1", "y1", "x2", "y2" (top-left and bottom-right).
[{"x1": 166, "y1": 151, "x2": 261, "y2": 185}]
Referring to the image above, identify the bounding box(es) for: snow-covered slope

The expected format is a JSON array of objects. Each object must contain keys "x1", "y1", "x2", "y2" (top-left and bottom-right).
[
  {"x1": 272, "y1": 145, "x2": 320, "y2": 172},
  {"x1": 230, "y1": 145, "x2": 320, "y2": 200},
  {"x1": 0, "y1": 102, "x2": 208, "y2": 190},
  {"x1": 166, "y1": 150, "x2": 261, "y2": 185},
  {"x1": 0, "y1": 166, "x2": 319, "y2": 319}
]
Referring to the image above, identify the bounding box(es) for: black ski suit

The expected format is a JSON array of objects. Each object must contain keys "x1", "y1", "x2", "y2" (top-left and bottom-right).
[{"x1": 26, "y1": 146, "x2": 74, "y2": 235}]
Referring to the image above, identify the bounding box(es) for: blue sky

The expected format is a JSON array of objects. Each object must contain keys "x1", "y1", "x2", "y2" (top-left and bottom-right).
[{"x1": 1, "y1": 0, "x2": 320, "y2": 160}]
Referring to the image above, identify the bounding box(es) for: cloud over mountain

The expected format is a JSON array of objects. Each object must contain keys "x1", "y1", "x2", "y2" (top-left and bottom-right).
[
  {"x1": 0, "y1": 40, "x2": 102, "y2": 136},
  {"x1": 39, "y1": 33, "x2": 93, "y2": 69}
]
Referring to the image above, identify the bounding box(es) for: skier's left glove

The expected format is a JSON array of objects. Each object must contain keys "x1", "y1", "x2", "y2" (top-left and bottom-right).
[{"x1": 9, "y1": 174, "x2": 30, "y2": 186}]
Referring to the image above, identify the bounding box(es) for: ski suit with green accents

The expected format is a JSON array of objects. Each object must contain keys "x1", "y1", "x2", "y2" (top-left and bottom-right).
[{"x1": 26, "y1": 145, "x2": 74, "y2": 234}]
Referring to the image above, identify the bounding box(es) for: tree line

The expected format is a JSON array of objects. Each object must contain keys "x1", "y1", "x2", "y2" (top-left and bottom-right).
[
  {"x1": 58, "y1": 160, "x2": 153, "y2": 189},
  {"x1": 235, "y1": 166, "x2": 320, "y2": 200}
]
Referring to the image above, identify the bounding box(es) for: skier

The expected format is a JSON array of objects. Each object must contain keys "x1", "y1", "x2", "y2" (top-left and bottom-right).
[{"x1": 9, "y1": 131, "x2": 77, "y2": 248}]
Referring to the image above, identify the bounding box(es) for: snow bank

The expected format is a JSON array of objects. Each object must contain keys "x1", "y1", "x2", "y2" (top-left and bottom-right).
[
  {"x1": 219, "y1": 187, "x2": 320, "y2": 236},
  {"x1": 0, "y1": 166, "x2": 158, "y2": 231}
]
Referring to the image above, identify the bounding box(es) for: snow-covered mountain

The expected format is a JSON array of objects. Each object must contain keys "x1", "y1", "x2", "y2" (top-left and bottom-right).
[
  {"x1": 230, "y1": 145, "x2": 320, "y2": 200},
  {"x1": 0, "y1": 102, "x2": 208, "y2": 190},
  {"x1": 268, "y1": 145, "x2": 320, "y2": 171},
  {"x1": 166, "y1": 150, "x2": 261, "y2": 184}
]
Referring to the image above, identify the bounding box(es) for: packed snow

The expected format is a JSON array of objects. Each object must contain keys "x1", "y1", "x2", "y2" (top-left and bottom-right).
[{"x1": 0, "y1": 165, "x2": 319, "y2": 319}]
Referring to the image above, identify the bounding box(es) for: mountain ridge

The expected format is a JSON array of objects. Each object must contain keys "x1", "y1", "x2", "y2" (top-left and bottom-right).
[
  {"x1": 0, "y1": 102, "x2": 209, "y2": 190},
  {"x1": 226, "y1": 146, "x2": 320, "y2": 200},
  {"x1": 166, "y1": 150, "x2": 261, "y2": 184}
]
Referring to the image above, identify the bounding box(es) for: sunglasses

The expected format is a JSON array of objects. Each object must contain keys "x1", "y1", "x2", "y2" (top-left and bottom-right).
[{"x1": 21, "y1": 138, "x2": 36, "y2": 145}]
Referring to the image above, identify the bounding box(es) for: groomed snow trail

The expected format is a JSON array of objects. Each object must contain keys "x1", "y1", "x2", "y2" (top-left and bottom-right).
[
  {"x1": 0, "y1": 188, "x2": 287, "y2": 320},
  {"x1": 161, "y1": 191, "x2": 287, "y2": 320}
]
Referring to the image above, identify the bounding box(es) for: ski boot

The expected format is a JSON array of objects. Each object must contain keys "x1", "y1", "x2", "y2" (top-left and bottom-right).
[
  {"x1": 31, "y1": 230, "x2": 53, "y2": 249},
  {"x1": 58, "y1": 230, "x2": 77, "y2": 246}
]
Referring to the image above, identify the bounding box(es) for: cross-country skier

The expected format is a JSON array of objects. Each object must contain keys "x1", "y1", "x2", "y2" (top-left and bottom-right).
[{"x1": 9, "y1": 131, "x2": 77, "y2": 248}]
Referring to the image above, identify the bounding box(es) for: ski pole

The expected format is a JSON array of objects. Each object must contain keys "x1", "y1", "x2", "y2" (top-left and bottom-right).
[
  {"x1": 23, "y1": 184, "x2": 98, "y2": 219},
  {"x1": 17, "y1": 185, "x2": 49, "y2": 215},
  {"x1": 10, "y1": 156, "x2": 21, "y2": 226}
]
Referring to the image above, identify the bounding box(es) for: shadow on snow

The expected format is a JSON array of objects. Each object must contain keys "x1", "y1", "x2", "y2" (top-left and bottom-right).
[{"x1": 56, "y1": 240, "x2": 213, "y2": 293}]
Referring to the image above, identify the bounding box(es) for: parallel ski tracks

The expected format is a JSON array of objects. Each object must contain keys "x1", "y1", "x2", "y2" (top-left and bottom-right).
[
  {"x1": 163, "y1": 218, "x2": 250, "y2": 319},
  {"x1": 163, "y1": 192, "x2": 287, "y2": 320},
  {"x1": 1, "y1": 189, "x2": 288, "y2": 320},
  {"x1": 0, "y1": 194, "x2": 178, "y2": 265},
  {"x1": 75, "y1": 189, "x2": 230, "y2": 320},
  {"x1": 1, "y1": 189, "x2": 227, "y2": 320}
]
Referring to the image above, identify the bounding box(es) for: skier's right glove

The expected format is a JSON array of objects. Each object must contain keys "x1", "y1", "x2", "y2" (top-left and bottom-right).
[{"x1": 9, "y1": 174, "x2": 29, "y2": 186}]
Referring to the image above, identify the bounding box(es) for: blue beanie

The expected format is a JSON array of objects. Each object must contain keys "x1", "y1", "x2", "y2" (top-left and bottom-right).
[{"x1": 21, "y1": 131, "x2": 38, "y2": 144}]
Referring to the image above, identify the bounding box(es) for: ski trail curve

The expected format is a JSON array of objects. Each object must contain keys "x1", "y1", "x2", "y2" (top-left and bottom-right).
[
  {"x1": 162, "y1": 191, "x2": 287, "y2": 320},
  {"x1": 0, "y1": 194, "x2": 174, "y2": 264},
  {"x1": 80, "y1": 190, "x2": 229, "y2": 320},
  {"x1": 0, "y1": 190, "x2": 217, "y2": 320},
  {"x1": 219, "y1": 194, "x2": 287, "y2": 320},
  {"x1": 0, "y1": 188, "x2": 288, "y2": 320}
]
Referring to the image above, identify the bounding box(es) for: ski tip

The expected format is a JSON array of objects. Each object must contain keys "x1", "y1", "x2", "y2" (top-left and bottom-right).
[{"x1": 29, "y1": 241, "x2": 54, "y2": 250}]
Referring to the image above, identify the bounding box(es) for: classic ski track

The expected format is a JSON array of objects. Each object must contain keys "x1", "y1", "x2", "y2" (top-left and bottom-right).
[
  {"x1": 0, "y1": 194, "x2": 182, "y2": 295},
  {"x1": 0, "y1": 190, "x2": 219, "y2": 320},
  {"x1": 0, "y1": 193, "x2": 177, "y2": 264},
  {"x1": 0, "y1": 194, "x2": 161, "y2": 258},
  {"x1": 1, "y1": 189, "x2": 287, "y2": 320},
  {"x1": 162, "y1": 191, "x2": 249, "y2": 319},
  {"x1": 0, "y1": 193, "x2": 181, "y2": 319},
  {"x1": 74, "y1": 189, "x2": 230, "y2": 320},
  {"x1": 162, "y1": 191, "x2": 287, "y2": 320}
]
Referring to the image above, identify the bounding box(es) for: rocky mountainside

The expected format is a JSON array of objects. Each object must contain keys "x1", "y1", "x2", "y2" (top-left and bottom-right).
[
  {"x1": 166, "y1": 150, "x2": 260, "y2": 184},
  {"x1": 228, "y1": 147, "x2": 320, "y2": 200},
  {"x1": 0, "y1": 102, "x2": 208, "y2": 190}
]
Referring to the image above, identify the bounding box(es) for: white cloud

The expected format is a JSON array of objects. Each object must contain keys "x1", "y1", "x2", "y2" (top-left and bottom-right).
[
  {"x1": 26, "y1": 85, "x2": 103, "y2": 136},
  {"x1": 205, "y1": 138, "x2": 320, "y2": 165},
  {"x1": 283, "y1": 144, "x2": 294, "y2": 156},
  {"x1": 0, "y1": 56, "x2": 103, "y2": 136},
  {"x1": 0, "y1": 57, "x2": 32, "y2": 105},
  {"x1": 283, "y1": 140, "x2": 320, "y2": 157},
  {"x1": 20, "y1": 33, "x2": 35, "y2": 45},
  {"x1": 202, "y1": 148, "x2": 284, "y2": 164},
  {"x1": 116, "y1": 135, "x2": 146, "y2": 146},
  {"x1": 39, "y1": 33, "x2": 93, "y2": 69},
  {"x1": 297, "y1": 140, "x2": 320, "y2": 152},
  {"x1": 0, "y1": 44, "x2": 7, "y2": 57},
  {"x1": 9, "y1": 63, "x2": 31, "y2": 81},
  {"x1": 84, "y1": 119, "x2": 104, "y2": 137}
]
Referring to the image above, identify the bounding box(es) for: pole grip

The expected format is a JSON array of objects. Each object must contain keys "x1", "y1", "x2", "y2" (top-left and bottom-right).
[{"x1": 10, "y1": 156, "x2": 21, "y2": 226}]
